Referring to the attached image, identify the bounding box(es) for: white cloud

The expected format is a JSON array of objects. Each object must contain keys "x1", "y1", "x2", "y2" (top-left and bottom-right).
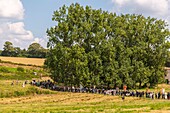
[
  {"x1": 32, "y1": 38, "x2": 40, "y2": 44},
  {"x1": 111, "y1": 0, "x2": 169, "y2": 16},
  {"x1": 0, "y1": 0, "x2": 47, "y2": 50},
  {"x1": 0, "y1": 22, "x2": 34, "y2": 49},
  {"x1": 111, "y1": 0, "x2": 170, "y2": 29},
  {"x1": 8, "y1": 22, "x2": 34, "y2": 40},
  {"x1": 0, "y1": 28, "x2": 3, "y2": 34},
  {"x1": 0, "y1": 0, "x2": 24, "y2": 20},
  {"x1": 32, "y1": 37, "x2": 47, "y2": 49},
  {"x1": 9, "y1": 22, "x2": 27, "y2": 35},
  {"x1": 165, "y1": 16, "x2": 170, "y2": 29}
]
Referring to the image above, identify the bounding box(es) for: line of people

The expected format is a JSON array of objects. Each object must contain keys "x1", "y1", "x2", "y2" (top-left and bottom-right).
[{"x1": 31, "y1": 80, "x2": 170, "y2": 100}]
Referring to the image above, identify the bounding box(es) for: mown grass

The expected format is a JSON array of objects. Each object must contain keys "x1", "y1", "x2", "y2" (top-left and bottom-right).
[
  {"x1": 0, "y1": 92, "x2": 169, "y2": 113},
  {"x1": 0, "y1": 58, "x2": 169, "y2": 113},
  {"x1": 0, "y1": 79, "x2": 169, "y2": 112}
]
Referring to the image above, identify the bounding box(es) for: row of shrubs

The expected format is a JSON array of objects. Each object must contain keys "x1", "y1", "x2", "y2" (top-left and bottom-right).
[
  {"x1": 0, "y1": 66, "x2": 46, "y2": 73},
  {"x1": 0, "y1": 66, "x2": 25, "y2": 73}
]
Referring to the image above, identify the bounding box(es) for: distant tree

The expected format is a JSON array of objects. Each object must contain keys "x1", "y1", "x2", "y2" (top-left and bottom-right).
[
  {"x1": 1, "y1": 41, "x2": 14, "y2": 56},
  {"x1": 0, "y1": 50, "x2": 2, "y2": 55},
  {"x1": 27, "y1": 43, "x2": 47, "y2": 58},
  {"x1": 13, "y1": 47, "x2": 21, "y2": 57},
  {"x1": 20, "y1": 48, "x2": 27, "y2": 57},
  {"x1": 0, "y1": 41, "x2": 47, "y2": 58}
]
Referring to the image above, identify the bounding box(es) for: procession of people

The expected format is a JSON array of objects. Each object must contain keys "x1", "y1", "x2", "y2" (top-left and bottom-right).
[{"x1": 30, "y1": 79, "x2": 170, "y2": 100}]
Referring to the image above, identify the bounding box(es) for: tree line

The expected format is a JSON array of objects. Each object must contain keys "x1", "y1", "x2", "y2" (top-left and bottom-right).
[
  {"x1": 45, "y1": 3, "x2": 170, "y2": 89},
  {"x1": 0, "y1": 41, "x2": 47, "y2": 58}
]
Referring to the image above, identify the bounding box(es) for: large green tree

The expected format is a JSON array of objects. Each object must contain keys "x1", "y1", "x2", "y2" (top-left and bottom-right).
[{"x1": 45, "y1": 3, "x2": 170, "y2": 88}]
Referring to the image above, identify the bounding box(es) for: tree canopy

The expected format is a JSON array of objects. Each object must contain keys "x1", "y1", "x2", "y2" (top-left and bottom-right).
[
  {"x1": 27, "y1": 43, "x2": 47, "y2": 58},
  {"x1": 1, "y1": 41, "x2": 14, "y2": 56},
  {"x1": 45, "y1": 3, "x2": 170, "y2": 89}
]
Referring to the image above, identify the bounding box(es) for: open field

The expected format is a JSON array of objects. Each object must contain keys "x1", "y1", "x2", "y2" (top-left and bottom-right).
[
  {"x1": 0, "y1": 92, "x2": 170, "y2": 113},
  {"x1": 0, "y1": 57, "x2": 170, "y2": 113},
  {"x1": 0, "y1": 56, "x2": 45, "y2": 66},
  {"x1": 0, "y1": 80, "x2": 170, "y2": 113}
]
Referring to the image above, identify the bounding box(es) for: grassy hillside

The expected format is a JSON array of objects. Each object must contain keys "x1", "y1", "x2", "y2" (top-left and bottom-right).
[
  {"x1": 0, "y1": 80, "x2": 56, "y2": 98},
  {"x1": 0, "y1": 66, "x2": 48, "y2": 80}
]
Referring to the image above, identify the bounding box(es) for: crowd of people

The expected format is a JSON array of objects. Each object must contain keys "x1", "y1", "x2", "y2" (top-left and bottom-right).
[{"x1": 30, "y1": 79, "x2": 170, "y2": 100}]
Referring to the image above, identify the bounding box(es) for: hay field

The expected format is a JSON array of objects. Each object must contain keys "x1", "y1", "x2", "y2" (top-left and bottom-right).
[
  {"x1": 0, "y1": 92, "x2": 170, "y2": 113},
  {"x1": 0, "y1": 56, "x2": 45, "y2": 66},
  {"x1": 0, "y1": 80, "x2": 170, "y2": 113}
]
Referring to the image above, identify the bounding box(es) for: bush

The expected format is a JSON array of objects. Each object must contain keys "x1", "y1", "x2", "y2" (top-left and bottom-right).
[
  {"x1": 14, "y1": 91, "x2": 25, "y2": 97},
  {"x1": 17, "y1": 67, "x2": 25, "y2": 72},
  {"x1": 0, "y1": 67, "x2": 10, "y2": 73}
]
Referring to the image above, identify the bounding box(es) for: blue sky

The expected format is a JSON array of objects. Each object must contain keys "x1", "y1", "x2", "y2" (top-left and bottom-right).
[
  {"x1": 22, "y1": 0, "x2": 112, "y2": 39},
  {"x1": 0, "y1": 0, "x2": 169, "y2": 50}
]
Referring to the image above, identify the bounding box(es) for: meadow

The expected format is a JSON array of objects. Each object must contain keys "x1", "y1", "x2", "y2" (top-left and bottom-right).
[
  {"x1": 0, "y1": 78, "x2": 169, "y2": 113},
  {"x1": 0, "y1": 80, "x2": 55, "y2": 98},
  {"x1": 0, "y1": 90, "x2": 170, "y2": 113},
  {"x1": 0, "y1": 66, "x2": 47, "y2": 80},
  {"x1": 0, "y1": 57, "x2": 170, "y2": 113}
]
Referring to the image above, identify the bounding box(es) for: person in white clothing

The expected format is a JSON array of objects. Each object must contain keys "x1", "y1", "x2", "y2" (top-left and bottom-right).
[{"x1": 22, "y1": 82, "x2": 25, "y2": 87}]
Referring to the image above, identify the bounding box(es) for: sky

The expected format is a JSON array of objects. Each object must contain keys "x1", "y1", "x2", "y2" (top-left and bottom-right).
[{"x1": 0, "y1": 0, "x2": 169, "y2": 50}]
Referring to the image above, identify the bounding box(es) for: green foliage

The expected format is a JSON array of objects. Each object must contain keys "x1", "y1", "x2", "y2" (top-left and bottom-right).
[
  {"x1": 27, "y1": 43, "x2": 47, "y2": 58},
  {"x1": 46, "y1": 3, "x2": 170, "y2": 88},
  {"x1": 0, "y1": 66, "x2": 19, "y2": 73},
  {"x1": 0, "y1": 73, "x2": 37, "y2": 80},
  {"x1": 0, "y1": 67, "x2": 10, "y2": 73},
  {"x1": 17, "y1": 67, "x2": 25, "y2": 72},
  {"x1": 1, "y1": 41, "x2": 14, "y2": 56},
  {"x1": 0, "y1": 41, "x2": 48, "y2": 58},
  {"x1": 0, "y1": 80, "x2": 56, "y2": 98},
  {"x1": 0, "y1": 66, "x2": 46, "y2": 80}
]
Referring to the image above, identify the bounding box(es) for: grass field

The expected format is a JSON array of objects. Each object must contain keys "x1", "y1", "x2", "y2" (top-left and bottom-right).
[
  {"x1": 0, "y1": 66, "x2": 47, "y2": 80},
  {"x1": 0, "y1": 56, "x2": 45, "y2": 66},
  {"x1": 0, "y1": 91, "x2": 170, "y2": 113},
  {"x1": 0, "y1": 80, "x2": 56, "y2": 98},
  {"x1": 0, "y1": 80, "x2": 170, "y2": 113},
  {"x1": 0, "y1": 56, "x2": 170, "y2": 113}
]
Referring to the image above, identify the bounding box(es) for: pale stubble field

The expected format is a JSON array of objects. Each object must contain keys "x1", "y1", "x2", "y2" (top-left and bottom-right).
[{"x1": 0, "y1": 56, "x2": 45, "y2": 66}]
